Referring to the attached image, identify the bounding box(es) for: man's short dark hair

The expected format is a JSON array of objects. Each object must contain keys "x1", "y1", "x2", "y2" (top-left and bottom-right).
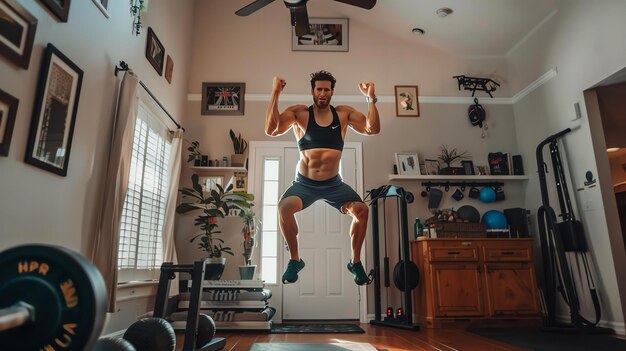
[{"x1": 310, "y1": 70, "x2": 336, "y2": 90}]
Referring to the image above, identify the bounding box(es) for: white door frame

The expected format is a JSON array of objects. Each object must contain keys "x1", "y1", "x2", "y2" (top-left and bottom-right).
[{"x1": 248, "y1": 140, "x2": 368, "y2": 323}]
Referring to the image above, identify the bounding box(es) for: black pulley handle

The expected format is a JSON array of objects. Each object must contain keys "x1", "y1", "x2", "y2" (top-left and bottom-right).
[{"x1": 0, "y1": 303, "x2": 33, "y2": 332}]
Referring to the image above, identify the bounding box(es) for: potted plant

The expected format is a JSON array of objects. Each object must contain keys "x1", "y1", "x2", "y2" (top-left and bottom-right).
[
  {"x1": 229, "y1": 129, "x2": 248, "y2": 167},
  {"x1": 239, "y1": 209, "x2": 261, "y2": 280},
  {"x1": 177, "y1": 174, "x2": 254, "y2": 279},
  {"x1": 187, "y1": 141, "x2": 202, "y2": 166},
  {"x1": 437, "y1": 145, "x2": 469, "y2": 175}
]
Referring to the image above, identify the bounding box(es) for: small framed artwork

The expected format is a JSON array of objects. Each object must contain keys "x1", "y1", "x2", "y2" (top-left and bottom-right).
[
  {"x1": 146, "y1": 27, "x2": 165, "y2": 76},
  {"x1": 91, "y1": 0, "x2": 110, "y2": 18},
  {"x1": 201, "y1": 82, "x2": 245, "y2": 116},
  {"x1": 394, "y1": 85, "x2": 419, "y2": 117},
  {"x1": 0, "y1": 88, "x2": 19, "y2": 156},
  {"x1": 477, "y1": 165, "x2": 489, "y2": 175},
  {"x1": 0, "y1": 0, "x2": 38, "y2": 69},
  {"x1": 395, "y1": 152, "x2": 420, "y2": 175},
  {"x1": 292, "y1": 17, "x2": 348, "y2": 52},
  {"x1": 424, "y1": 159, "x2": 440, "y2": 175},
  {"x1": 38, "y1": 0, "x2": 71, "y2": 22},
  {"x1": 200, "y1": 176, "x2": 224, "y2": 192},
  {"x1": 25, "y1": 43, "x2": 83, "y2": 176},
  {"x1": 232, "y1": 172, "x2": 247, "y2": 192},
  {"x1": 461, "y1": 160, "x2": 475, "y2": 175},
  {"x1": 164, "y1": 55, "x2": 173, "y2": 84}
]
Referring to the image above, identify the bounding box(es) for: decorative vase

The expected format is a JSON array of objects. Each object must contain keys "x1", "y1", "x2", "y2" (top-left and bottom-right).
[
  {"x1": 204, "y1": 257, "x2": 226, "y2": 280},
  {"x1": 238, "y1": 265, "x2": 256, "y2": 280},
  {"x1": 231, "y1": 154, "x2": 246, "y2": 167}
]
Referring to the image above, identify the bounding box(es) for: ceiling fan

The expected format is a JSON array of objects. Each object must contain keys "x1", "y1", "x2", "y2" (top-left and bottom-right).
[{"x1": 235, "y1": 0, "x2": 377, "y2": 37}]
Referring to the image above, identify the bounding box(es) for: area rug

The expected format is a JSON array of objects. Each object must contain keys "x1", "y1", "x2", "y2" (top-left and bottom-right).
[
  {"x1": 467, "y1": 328, "x2": 626, "y2": 351},
  {"x1": 270, "y1": 324, "x2": 365, "y2": 334},
  {"x1": 251, "y1": 343, "x2": 376, "y2": 351}
]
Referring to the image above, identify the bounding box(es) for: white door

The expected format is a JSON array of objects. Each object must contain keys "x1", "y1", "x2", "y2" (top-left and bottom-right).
[{"x1": 282, "y1": 147, "x2": 360, "y2": 320}]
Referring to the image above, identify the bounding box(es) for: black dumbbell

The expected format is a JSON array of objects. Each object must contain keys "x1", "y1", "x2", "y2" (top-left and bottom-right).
[
  {"x1": 0, "y1": 244, "x2": 108, "y2": 351},
  {"x1": 93, "y1": 337, "x2": 137, "y2": 351},
  {"x1": 123, "y1": 318, "x2": 176, "y2": 351}
]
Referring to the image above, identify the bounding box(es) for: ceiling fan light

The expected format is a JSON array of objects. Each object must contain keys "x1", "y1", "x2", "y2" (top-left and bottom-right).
[
  {"x1": 411, "y1": 28, "x2": 425, "y2": 35},
  {"x1": 436, "y1": 7, "x2": 453, "y2": 17}
]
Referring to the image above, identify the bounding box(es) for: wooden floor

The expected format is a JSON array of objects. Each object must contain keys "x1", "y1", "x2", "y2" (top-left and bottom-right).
[{"x1": 180, "y1": 323, "x2": 530, "y2": 351}]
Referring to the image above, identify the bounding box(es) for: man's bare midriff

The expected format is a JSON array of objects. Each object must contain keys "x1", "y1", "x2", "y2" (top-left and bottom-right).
[{"x1": 298, "y1": 148, "x2": 342, "y2": 181}]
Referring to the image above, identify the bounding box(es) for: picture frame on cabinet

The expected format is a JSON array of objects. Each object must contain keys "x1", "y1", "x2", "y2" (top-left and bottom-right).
[
  {"x1": 38, "y1": 0, "x2": 71, "y2": 22},
  {"x1": 394, "y1": 85, "x2": 419, "y2": 117},
  {"x1": 201, "y1": 82, "x2": 245, "y2": 115},
  {"x1": 395, "y1": 152, "x2": 420, "y2": 175},
  {"x1": 25, "y1": 43, "x2": 83, "y2": 176},
  {"x1": 424, "y1": 158, "x2": 440, "y2": 175},
  {"x1": 146, "y1": 27, "x2": 165, "y2": 75},
  {"x1": 91, "y1": 0, "x2": 110, "y2": 18},
  {"x1": 0, "y1": 88, "x2": 18, "y2": 156},
  {"x1": 292, "y1": 17, "x2": 348, "y2": 52},
  {"x1": 0, "y1": 0, "x2": 38, "y2": 69}
]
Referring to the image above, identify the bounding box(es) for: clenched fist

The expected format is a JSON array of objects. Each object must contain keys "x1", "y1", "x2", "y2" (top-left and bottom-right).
[
  {"x1": 358, "y1": 82, "x2": 375, "y2": 98},
  {"x1": 273, "y1": 76, "x2": 287, "y2": 93}
]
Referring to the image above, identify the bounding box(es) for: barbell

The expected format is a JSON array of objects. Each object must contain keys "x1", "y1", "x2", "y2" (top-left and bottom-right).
[{"x1": 0, "y1": 244, "x2": 107, "y2": 350}]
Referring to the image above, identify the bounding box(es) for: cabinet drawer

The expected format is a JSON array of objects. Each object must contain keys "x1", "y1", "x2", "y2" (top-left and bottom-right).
[
  {"x1": 483, "y1": 247, "x2": 531, "y2": 262},
  {"x1": 429, "y1": 247, "x2": 478, "y2": 262}
]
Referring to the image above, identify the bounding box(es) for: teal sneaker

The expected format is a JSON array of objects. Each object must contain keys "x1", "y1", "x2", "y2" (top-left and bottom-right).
[
  {"x1": 282, "y1": 259, "x2": 305, "y2": 284},
  {"x1": 347, "y1": 261, "x2": 373, "y2": 285}
]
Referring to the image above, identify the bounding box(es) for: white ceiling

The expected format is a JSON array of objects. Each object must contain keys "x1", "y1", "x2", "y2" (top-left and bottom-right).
[{"x1": 238, "y1": 0, "x2": 560, "y2": 57}]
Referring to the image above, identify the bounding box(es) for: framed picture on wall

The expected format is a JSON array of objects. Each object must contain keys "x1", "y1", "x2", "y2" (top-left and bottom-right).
[
  {"x1": 201, "y1": 82, "x2": 245, "y2": 115},
  {"x1": 25, "y1": 43, "x2": 83, "y2": 176},
  {"x1": 395, "y1": 152, "x2": 420, "y2": 175},
  {"x1": 0, "y1": 88, "x2": 18, "y2": 156},
  {"x1": 394, "y1": 85, "x2": 419, "y2": 117},
  {"x1": 292, "y1": 17, "x2": 348, "y2": 52},
  {"x1": 91, "y1": 0, "x2": 110, "y2": 18},
  {"x1": 0, "y1": 0, "x2": 38, "y2": 69},
  {"x1": 146, "y1": 27, "x2": 165, "y2": 75},
  {"x1": 164, "y1": 55, "x2": 173, "y2": 84},
  {"x1": 38, "y1": 0, "x2": 71, "y2": 22}
]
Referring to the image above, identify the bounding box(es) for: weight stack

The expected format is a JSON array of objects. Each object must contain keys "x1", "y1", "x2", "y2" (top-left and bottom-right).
[{"x1": 503, "y1": 208, "x2": 531, "y2": 238}]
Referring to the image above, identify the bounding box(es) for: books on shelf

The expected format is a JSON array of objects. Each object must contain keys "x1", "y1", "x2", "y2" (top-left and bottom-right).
[
  {"x1": 178, "y1": 288, "x2": 272, "y2": 301},
  {"x1": 188, "y1": 279, "x2": 265, "y2": 290}
]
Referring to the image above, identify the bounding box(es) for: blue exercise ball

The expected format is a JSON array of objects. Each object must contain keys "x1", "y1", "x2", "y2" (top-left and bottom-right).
[
  {"x1": 479, "y1": 187, "x2": 496, "y2": 203},
  {"x1": 482, "y1": 210, "x2": 508, "y2": 229}
]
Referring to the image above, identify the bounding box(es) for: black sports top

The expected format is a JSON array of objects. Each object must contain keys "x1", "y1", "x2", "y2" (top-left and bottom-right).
[{"x1": 297, "y1": 105, "x2": 344, "y2": 152}]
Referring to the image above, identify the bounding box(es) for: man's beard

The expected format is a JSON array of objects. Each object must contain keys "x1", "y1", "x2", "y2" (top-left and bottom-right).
[{"x1": 314, "y1": 96, "x2": 331, "y2": 109}]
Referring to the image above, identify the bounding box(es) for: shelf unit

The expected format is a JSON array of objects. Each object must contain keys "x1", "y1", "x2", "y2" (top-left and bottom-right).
[
  {"x1": 388, "y1": 175, "x2": 528, "y2": 181},
  {"x1": 191, "y1": 166, "x2": 247, "y2": 172}
]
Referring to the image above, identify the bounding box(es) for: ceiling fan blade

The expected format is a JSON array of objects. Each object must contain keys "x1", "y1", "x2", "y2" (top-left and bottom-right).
[
  {"x1": 333, "y1": 0, "x2": 376, "y2": 10},
  {"x1": 235, "y1": 0, "x2": 276, "y2": 16},
  {"x1": 292, "y1": 6, "x2": 310, "y2": 37}
]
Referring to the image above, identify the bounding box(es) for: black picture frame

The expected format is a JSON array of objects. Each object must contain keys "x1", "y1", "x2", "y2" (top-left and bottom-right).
[
  {"x1": 291, "y1": 17, "x2": 348, "y2": 52},
  {"x1": 201, "y1": 82, "x2": 245, "y2": 116},
  {"x1": 0, "y1": 0, "x2": 38, "y2": 69},
  {"x1": 38, "y1": 0, "x2": 71, "y2": 22},
  {"x1": 146, "y1": 27, "x2": 165, "y2": 76},
  {"x1": 461, "y1": 160, "x2": 475, "y2": 175},
  {"x1": 0, "y1": 88, "x2": 18, "y2": 156},
  {"x1": 25, "y1": 43, "x2": 83, "y2": 176}
]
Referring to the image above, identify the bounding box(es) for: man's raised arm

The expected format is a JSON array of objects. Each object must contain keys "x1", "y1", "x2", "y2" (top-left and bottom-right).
[{"x1": 265, "y1": 76, "x2": 298, "y2": 136}]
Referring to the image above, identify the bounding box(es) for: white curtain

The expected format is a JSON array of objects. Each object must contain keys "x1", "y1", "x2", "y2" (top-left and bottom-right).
[
  {"x1": 163, "y1": 129, "x2": 183, "y2": 296},
  {"x1": 91, "y1": 71, "x2": 139, "y2": 312}
]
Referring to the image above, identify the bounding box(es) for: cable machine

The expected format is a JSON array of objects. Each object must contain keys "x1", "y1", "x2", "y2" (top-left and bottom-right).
[
  {"x1": 368, "y1": 185, "x2": 419, "y2": 330},
  {"x1": 535, "y1": 128, "x2": 612, "y2": 333}
]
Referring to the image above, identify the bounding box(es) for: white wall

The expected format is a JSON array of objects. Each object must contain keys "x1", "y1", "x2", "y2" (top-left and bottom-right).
[
  {"x1": 508, "y1": 0, "x2": 626, "y2": 330},
  {"x1": 0, "y1": 0, "x2": 195, "y2": 335}
]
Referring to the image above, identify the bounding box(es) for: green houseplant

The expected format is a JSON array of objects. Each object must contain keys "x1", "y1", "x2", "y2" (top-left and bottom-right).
[
  {"x1": 177, "y1": 174, "x2": 254, "y2": 279},
  {"x1": 437, "y1": 145, "x2": 469, "y2": 175},
  {"x1": 187, "y1": 141, "x2": 202, "y2": 166},
  {"x1": 229, "y1": 129, "x2": 248, "y2": 167}
]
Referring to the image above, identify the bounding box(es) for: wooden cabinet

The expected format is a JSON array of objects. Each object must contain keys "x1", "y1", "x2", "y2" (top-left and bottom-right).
[{"x1": 412, "y1": 238, "x2": 541, "y2": 328}]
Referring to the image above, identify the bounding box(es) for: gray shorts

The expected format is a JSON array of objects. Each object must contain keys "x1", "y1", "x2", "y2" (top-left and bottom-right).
[{"x1": 281, "y1": 173, "x2": 363, "y2": 213}]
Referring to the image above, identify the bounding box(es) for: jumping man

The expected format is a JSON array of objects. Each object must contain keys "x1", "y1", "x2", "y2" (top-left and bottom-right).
[{"x1": 265, "y1": 71, "x2": 380, "y2": 285}]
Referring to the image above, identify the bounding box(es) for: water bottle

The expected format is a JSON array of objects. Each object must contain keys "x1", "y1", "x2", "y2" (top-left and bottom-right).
[{"x1": 414, "y1": 218, "x2": 422, "y2": 239}]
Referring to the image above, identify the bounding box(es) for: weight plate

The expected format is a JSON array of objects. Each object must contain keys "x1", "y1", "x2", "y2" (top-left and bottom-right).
[{"x1": 0, "y1": 245, "x2": 107, "y2": 351}]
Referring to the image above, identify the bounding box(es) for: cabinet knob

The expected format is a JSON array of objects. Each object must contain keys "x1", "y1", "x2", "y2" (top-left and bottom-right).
[{"x1": 461, "y1": 242, "x2": 473, "y2": 246}]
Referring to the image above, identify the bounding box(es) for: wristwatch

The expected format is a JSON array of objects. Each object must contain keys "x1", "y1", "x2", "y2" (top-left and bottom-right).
[{"x1": 366, "y1": 96, "x2": 377, "y2": 103}]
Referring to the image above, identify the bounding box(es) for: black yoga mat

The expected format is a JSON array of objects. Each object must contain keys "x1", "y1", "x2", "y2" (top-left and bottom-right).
[
  {"x1": 467, "y1": 328, "x2": 626, "y2": 351},
  {"x1": 251, "y1": 343, "x2": 375, "y2": 351},
  {"x1": 271, "y1": 324, "x2": 365, "y2": 334}
]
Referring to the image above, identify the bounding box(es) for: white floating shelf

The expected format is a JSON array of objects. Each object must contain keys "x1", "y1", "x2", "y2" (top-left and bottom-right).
[
  {"x1": 388, "y1": 174, "x2": 529, "y2": 181},
  {"x1": 191, "y1": 166, "x2": 247, "y2": 172}
]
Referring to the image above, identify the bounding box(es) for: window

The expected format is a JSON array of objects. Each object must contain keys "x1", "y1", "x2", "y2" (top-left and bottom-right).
[
  {"x1": 260, "y1": 158, "x2": 280, "y2": 284},
  {"x1": 117, "y1": 100, "x2": 172, "y2": 282}
]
